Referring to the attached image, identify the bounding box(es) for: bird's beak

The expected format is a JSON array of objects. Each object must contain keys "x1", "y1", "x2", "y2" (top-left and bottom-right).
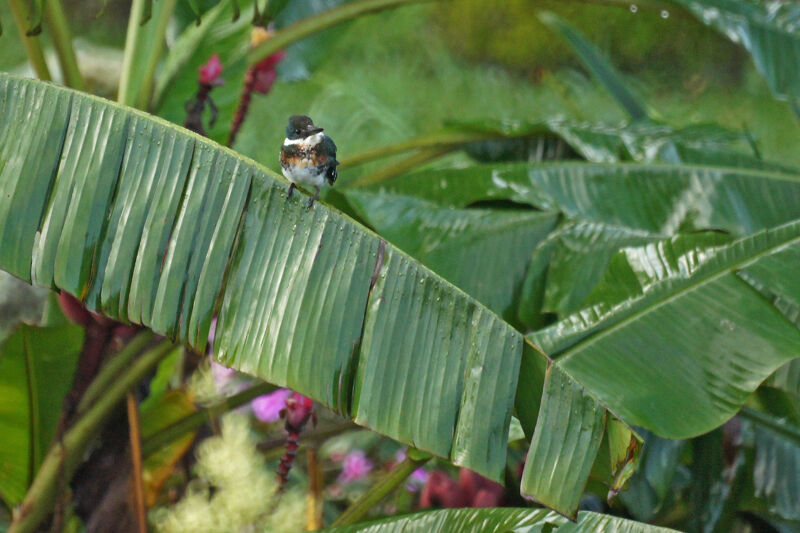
[{"x1": 310, "y1": 127, "x2": 324, "y2": 134}]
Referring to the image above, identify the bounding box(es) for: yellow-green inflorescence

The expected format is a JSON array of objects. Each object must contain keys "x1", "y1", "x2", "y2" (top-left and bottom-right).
[{"x1": 149, "y1": 413, "x2": 306, "y2": 533}]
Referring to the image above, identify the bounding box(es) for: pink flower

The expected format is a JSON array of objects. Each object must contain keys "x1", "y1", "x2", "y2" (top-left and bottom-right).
[
  {"x1": 198, "y1": 54, "x2": 224, "y2": 86},
  {"x1": 252, "y1": 388, "x2": 292, "y2": 423},
  {"x1": 338, "y1": 450, "x2": 374, "y2": 484}
]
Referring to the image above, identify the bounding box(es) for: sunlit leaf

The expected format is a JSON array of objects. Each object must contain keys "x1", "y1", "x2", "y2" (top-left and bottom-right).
[{"x1": 0, "y1": 72, "x2": 520, "y2": 481}]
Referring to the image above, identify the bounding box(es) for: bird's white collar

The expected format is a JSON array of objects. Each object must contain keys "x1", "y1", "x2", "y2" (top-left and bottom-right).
[{"x1": 283, "y1": 132, "x2": 324, "y2": 146}]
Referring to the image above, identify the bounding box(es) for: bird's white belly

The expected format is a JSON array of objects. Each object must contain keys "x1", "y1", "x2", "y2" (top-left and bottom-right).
[{"x1": 282, "y1": 163, "x2": 326, "y2": 187}]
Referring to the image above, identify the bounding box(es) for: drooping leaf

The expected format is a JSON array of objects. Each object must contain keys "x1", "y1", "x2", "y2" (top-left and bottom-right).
[
  {"x1": 325, "y1": 507, "x2": 680, "y2": 533},
  {"x1": 520, "y1": 364, "x2": 606, "y2": 518},
  {"x1": 668, "y1": 0, "x2": 800, "y2": 103},
  {"x1": 531, "y1": 224, "x2": 800, "y2": 439},
  {"x1": 515, "y1": 342, "x2": 641, "y2": 518},
  {"x1": 345, "y1": 191, "x2": 558, "y2": 321},
  {"x1": 0, "y1": 72, "x2": 520, "y2": 481},
  {"x1": 0, "y1": 323, "x2": 83, "y2": 508},
  {"x1": 538, "y1": 11, "x2": 649, "y2": 121}
]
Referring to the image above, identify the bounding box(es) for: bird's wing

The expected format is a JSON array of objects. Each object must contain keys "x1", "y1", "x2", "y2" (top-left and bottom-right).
[{"x1": 322, "y1": 135, "x2": 339, "y2": 165}]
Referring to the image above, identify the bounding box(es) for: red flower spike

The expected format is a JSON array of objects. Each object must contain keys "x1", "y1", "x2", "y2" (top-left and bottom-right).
[
  {"x1": 198, "y1": 54, "x2": 224, "y2": 86},
  {"x1": 252, "y1": 50, "x2": 285, "y2": 94},
  {"x1": 277, "y1": 392, "x2": 315, "y2": 490}
]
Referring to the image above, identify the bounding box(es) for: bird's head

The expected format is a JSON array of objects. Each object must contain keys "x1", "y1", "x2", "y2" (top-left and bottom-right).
[{"x1": 285, "y1": 115, "x2": 323, "y2": 140}]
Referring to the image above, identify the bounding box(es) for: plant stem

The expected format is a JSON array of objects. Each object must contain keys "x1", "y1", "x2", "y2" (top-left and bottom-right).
[
  {"x1": 6, "y1": 0, "x2": 52, "y2": 80},
  {"x1": 330, "y1": 453, "x2": 431, "y2": 527},
  {"x1": 305, "y1": 448, "x2": 323, "y2": 530},
  {"x1": 347, "y1": 146, "x2": 453, "y2": 187},
  {"x1": 141, "y1": 381, "x2": 277, "y2": 456},
  {"x1": 338, "y1": 123, "x2": 556, "y2": 176},
  {"x1": 247, "y1": 0, "x2": 435, "y2": 68},
  {"x1": 126, "y1": 393, "x2": 147, "y2": 533},
  {"x1": 76, "y1": 331, "x2": 155, "y2": 415},
  {"x1": 338, "y1": 132, "x2": 493, "y2": 169},
  {"x1": 9, "y1": 339, "x2": 174, "y2": 533},
  {"x1": 118, "y1": 0, "x2": 146, "y2": 105},
  {"x1": 43, "y1": 0, "x2": 85, "y2": 91}
]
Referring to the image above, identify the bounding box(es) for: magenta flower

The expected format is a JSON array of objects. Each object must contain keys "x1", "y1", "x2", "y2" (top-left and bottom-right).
[
  {"x1": 252, "y1": 388, "x2": 292, "y2": 423},
  {"x1": 338, "y1": 450, "x2": 374, "y2": 484}
]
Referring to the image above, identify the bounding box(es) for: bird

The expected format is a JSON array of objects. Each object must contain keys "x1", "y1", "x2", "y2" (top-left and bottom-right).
[{"x1": 280, "y1": 115, "x2": 339, "y2": 209}]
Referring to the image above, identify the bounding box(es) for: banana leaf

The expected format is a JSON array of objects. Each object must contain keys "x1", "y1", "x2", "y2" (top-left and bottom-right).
[
  {"x1": 0, "y1": 72, "x2": 520, "y2": 481},
  {"x1": 325, "y1": 507, "x2": 680, "y2": 532},
  {"x1": 344, "y1": 191, "x2": 558, "y2": 321},
  {"x1": 364, "y1": 162, "x2": 800, "y2": 237},
  {"x1": 530, "y1": 224, "x2": 800, "y2": 439}
]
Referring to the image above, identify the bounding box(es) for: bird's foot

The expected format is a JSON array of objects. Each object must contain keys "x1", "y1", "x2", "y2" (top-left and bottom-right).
[
  {"x1": 287, "y1": 183, "x2": 295, "y2": 199},
  {"x1": 306, "y1": 187, "x2": 320, "y2": 210}
]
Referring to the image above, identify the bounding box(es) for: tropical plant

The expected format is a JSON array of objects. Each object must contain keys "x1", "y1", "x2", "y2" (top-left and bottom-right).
[{"x1": 0, "y1": 0, "x2": 799, "y2": 532}]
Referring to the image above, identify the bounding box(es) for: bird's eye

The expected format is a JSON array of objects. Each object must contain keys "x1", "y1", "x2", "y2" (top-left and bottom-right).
[{"x1": 295, "y1": 129, "x2": 300, "y2": 135}]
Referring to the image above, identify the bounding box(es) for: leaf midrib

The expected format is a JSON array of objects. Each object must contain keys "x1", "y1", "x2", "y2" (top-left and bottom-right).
[{"x1": 554, "y1": 221, "x2": 800, "y2": 363}]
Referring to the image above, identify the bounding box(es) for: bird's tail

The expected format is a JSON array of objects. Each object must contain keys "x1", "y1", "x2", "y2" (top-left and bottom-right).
[{"x1": 327, "y1": 159, "x2": 339, "y2": 184}]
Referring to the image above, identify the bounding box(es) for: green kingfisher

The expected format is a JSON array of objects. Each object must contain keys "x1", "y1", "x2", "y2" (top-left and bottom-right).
[{"x1": 280, "y1": 115, "x2": 339, "y2": 209}]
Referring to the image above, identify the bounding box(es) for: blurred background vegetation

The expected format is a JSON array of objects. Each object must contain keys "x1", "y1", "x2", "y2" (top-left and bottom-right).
[
  {"x1": 3, "y1": 0, "x2": 799, "y2": 169},
  {"x1": 3, "y1": 0, "x2": 800, "y2": 531}
]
